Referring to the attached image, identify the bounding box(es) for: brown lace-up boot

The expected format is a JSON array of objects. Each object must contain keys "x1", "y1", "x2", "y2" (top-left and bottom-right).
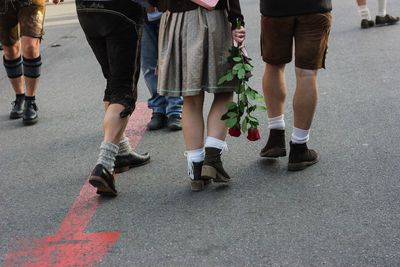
[
  {"x1": 190, "y1": 161, "x2": 211, "y2": 191},
  {"x1": 288, "y1": 142, "x2": 319, "y2": 171},
  {"x1": 201, "y1": 147, "x2": 231, "y2": 183},
  {"x1": 260, "y1": 129, "x2": 286, "y2": 158}
]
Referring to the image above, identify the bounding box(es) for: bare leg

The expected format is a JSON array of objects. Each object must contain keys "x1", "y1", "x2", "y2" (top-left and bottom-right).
[
  {"x1": 21, "y1": 36, "x2": 40, "y2": 97},
  {"x1": 293, "y1": 67, "x2": 318, "y2": 130},
  {"x1": 182, "y1": 93, "x2": 205, "y2": 150},
  {"x1": 262, "y1": 64, "x2": 286, "y2": 118},
  {"x1": 3, "y1": 42, "x2": 24, "y2": 95},
  {"x1": 103, "y1": 103, "x2": 129, "y2": 145},
  {"x1": 357, "y1": 0, "x2": 366, "y2": 6},
  {"x1": 207, "y1": 92, "x2": 233, "y2": 140}
]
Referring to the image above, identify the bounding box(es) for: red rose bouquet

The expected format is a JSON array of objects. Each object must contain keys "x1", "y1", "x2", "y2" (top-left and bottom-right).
[{"x1": 219, "y1": 20, "x2": 266, "y2": 141}]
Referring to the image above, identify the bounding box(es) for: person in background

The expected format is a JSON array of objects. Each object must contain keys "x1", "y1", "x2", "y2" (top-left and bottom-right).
[
  {"x1": 141, "y1": 5, "x2": 183, "y2": 131},
  {"x1": 0, "y1": 0, "x2": 60, "y2": 125},
  {"x1": 356, "y1": 0, "x2": 399, "y2": 29},
  {"x1": 76, "y1": 0, "x2": 150, "y2": 197}
]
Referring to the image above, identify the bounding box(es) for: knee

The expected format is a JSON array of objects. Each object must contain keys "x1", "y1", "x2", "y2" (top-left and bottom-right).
[
  {"x1": 295, "y1": 67, "x2": 317, "y2": 79},
  {"x1": 266, "y1": 63, "x2": 285, "y2": 74},
  {"x1": 3, "y1": 44, "x2": 20, "y2": 60},
  {"x1": 183, "y1": 94, "x2": 204, "y2": 110}
]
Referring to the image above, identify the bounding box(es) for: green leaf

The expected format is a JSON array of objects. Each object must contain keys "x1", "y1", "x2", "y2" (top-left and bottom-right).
[
  {"x1": 244, "y1": 64, "x2": 253, "y2": 71},
  {"x1": 226, "y1": 117, "x2": 238, "y2": 128},
  {"x1": 255, "y1": 105, "x2": 267, "y2": 112},
  {"x1": 238, "y1": 68, "x2": 246, "y2": 79},
  {"x1": 226, "y1": 72, "x2": 234, "y2": 81},
  {"x1": 248, "y1": 116, "x2": 258, "y2": 123},
  {"x1": 218, "y1": 75, "x2": 227, "y2": 85},
  {"x1": 233, "y1": 63, "x2": 243, "y2": 71},
  {"x1": 227, "y1": 112, "x2": 237, "y2": 118},
  {"x1": 233, "y1": 57, "x2": 242, "y2": 62},
  {"x1": 241, "y1": 117, "x2": 248, "y2": 133},
  {"x1": 226, "y1": 102, "x2": 237, "y2": 110},
  {"x1": 221, "y1": 113, "x2": 229, "y2": 120}
]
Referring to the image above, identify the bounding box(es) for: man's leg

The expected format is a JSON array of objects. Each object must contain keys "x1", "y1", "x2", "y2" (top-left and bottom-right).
[
  {"x1": 2, "y1": 41, "x2": 25, "y2": 119},
  {"x1": 259, "y1": 63, "x2": 288, "y2": 158},
  {"x1": 165, "y1": 95, "x2": 183, "y2": 131},
  {"x1": 375, "y1": 0, "x2": 399, "y2": 26}
]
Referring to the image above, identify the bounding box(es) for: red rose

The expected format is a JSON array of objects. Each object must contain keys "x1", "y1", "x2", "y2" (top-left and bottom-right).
[
  {"x1": 229, "y1": 125, "x2": 241, "y2": 137},
  {"x1": 247, "y1": 128, "x2": 260, "y2": 141}
]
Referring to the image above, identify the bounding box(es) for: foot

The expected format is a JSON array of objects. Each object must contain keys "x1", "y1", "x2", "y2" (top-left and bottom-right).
[
  {"x1": 361, "y1": 19, "x2": 375, "y2": 29},
  {"x1": 89, "y1": 164, "x2": 117, "y2": 197},
  {"x1": 260, "y1": 129, "x2": 286, "y2": 158},
  {"x1": 114, "y1": 151, "x2": 150, "y2": 174},
  {"x1": 375, "y1": 14, "x2": 399, "y2": 26},
  {"x1": 22, "y1": 99, "x2": 38, "y2": 125},
  {"x1": 201, "y1": 147, "x2": 231, "y2": 183},
  {"x1": 10, "y1": 97, "x2": 24, "y2": 119},
  {"x1": 167, "y1": 114, "x2": 182, "y2": 131},
  {"x1": 288, "y1": 142, "x2": 319, "y2": 171},
  {"x1": 190, "y1": 161, "x2": 211, "y2": 192},
  {"x1": 147, "y1": 112, "x2": 167, "y2": 130}
]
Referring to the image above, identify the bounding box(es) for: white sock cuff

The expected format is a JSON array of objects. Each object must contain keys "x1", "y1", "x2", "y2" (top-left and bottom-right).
[
  {"x1": 291, "y1": 127, "x2": 310, "y2": 144},
  {"x1": 205, "y1": 137, "x2": 226, "y2": 150},
  {"x1": 377, "y1": 0, "x2": 387, "y2": 16},
  {"x1": 268, "y1": 114, "x2": 285, "y2": 130},
  {"x1": 358, "y1": 5, "x2": 372, "y2": 20},
  {"x1": 184, "y1": 148, "x2": 205, "y2": 163},
  {"x1": 100, "y1": 141, "x2": 119, "y2": 153}
]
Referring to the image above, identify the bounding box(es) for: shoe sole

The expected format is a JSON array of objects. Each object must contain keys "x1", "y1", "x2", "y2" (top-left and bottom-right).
[
  {"x1": 114, "y1": 157, "x2": 151, "y2": 174},
  {"x1": 23, "y1": 117, "x2": 38, "y2": 126},
  {"x1": 168, "y1": 125, "x2": 182, "y2": 131},
  {"x1": 288, "y1": 157, "x2": 319, "y2": 171},
  {"x1": 260, "y1": 148, "x2": 286, "y2": 158},
  {"x1": 10, "y1": 114, "x2": 23, "y2": 120},
  {"x1": 89, "y1": 176, "x2": 117, "y2": 197},
  {"x1": 201, "y1": 165, "x2": 231, "y2": 183}
]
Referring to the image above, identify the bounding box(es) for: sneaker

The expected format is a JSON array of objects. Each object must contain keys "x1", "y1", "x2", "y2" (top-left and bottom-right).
[
  {"x1": 375, "y1": 14, "x2": 399, "y2": 26},
  {"x1": 89, "y1": 164, "x2": 117, "y2": 197},
  {"x1": 190, "y1": 161, "x2": 211, "y2": 192},
  {"x1": 167, "y1": 114, "x2": 182, "y2": 131},
  {"x1": 201, "y1": 147, "x2": 231, "y2": 183},
  {"x1": 9, "y1": 97, "x2": 24, "y2": 119},
  {"x1": 114, "y1": 151, "x2": 150, "y2": 173},
  {"x1": 147, "y1": 112, "x2": 167, "y2": 130},
  {"x1": 260, "y1": 129, "x2": 286, "y2": 158},
  {"x1": 361, "y1": 19, "x2": 375, "y2": 29},
  {"x1": 22, "y1": 99, "x2": 38, "y2": 125},
  {"x1": 288, "y1": 141, "x2": 319, "y2": 171}
]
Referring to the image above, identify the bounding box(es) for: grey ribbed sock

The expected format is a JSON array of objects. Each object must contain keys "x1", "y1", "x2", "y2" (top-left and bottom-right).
[
  {"x1": 118, "y1": 136, "x2": 133, "y2": 156},
  {"x1": 97, "y1": 142, "x2": 119, "y2": 173}
]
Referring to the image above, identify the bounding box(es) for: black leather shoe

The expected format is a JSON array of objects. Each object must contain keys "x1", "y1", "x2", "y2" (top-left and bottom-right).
[
  {"x1": 22, "y1": 99, "x2": 38, "y2": 125},
  {"x1": 376, "y1": 14, "x2": 399, "y2": 26},
  {"x1": 361, "y1": 19, "x2": 375, "y2": 29},
  {"x1": 114, "y1": 151, "x2": 150, "y2": 173},
  {"x1": 10, "y1": 97, "x2": 24, "y2": 119},
  {"x1": 147, "y1": 113, "x2": 167, "y2": 130},
  {"x1": 89, "y1": 164, "x2": 117, "y2": 197},
  {"x1": 167, "y1": 114, "x2": 182, "y2": 131}
]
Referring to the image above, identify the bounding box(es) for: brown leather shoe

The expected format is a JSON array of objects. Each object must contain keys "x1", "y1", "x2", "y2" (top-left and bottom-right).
[
  {"x1": 288, "y1": 142, "x2": 318, "y2": 171},
  {"x1": 260, "y1": 129, "x2": 286, "y2": 158},
  {"x1": 201, "y1": 147, "x2": 231, "y2": 183},
  {"x1": 190, "y1": 161, "x2": 211, "y2": 192}
]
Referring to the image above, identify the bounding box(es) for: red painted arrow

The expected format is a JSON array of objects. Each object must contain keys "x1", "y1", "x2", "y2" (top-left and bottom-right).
[{"x1": 4, "y1": 103, "x2": 152, "y2": 266}]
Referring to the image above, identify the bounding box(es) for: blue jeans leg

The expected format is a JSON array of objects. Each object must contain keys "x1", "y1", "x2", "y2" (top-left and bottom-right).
[
  {"x1": 165, "y1": 96, "x2": 183, "y2": 117},
  {"x1": 141, "y1": 20, "x2": 167, "y2": 115}
]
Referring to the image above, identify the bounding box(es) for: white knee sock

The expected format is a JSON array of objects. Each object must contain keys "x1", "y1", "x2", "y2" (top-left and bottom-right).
[
  {"x1": 184, "y1": 148, "x2": 204, "y2": 180},
  {"x1": 358, "y1": 5, "x2": 372, "y2": 20},
  {"x1": 97, "y1": 142, "x2": 119, "y2": 173},
  {"x1": 268, "y1": 114, "x2": 285, "y2": 130},
  {"x1": 291, "y1": 127, "x2": 310, "y2": 144},
  {"x1": 205, "y1": 136, "x2": 227, "y2": 150},
  {"x1": 377, "y1": 0, "x2": 387, "y2": 17},
  {"x1": 118, "y1": 136, "x2": 133, "y2": 156}
]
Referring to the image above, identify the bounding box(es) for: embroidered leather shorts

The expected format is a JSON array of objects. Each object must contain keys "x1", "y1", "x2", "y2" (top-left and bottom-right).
[{"x1": 0, "y1": 0, "x2": 45, "y2": 46}]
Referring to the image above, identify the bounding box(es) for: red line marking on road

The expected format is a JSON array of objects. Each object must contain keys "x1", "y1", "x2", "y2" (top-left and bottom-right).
[{"x1": 4, "y1": 103, "x2": 152, "y2": 266}]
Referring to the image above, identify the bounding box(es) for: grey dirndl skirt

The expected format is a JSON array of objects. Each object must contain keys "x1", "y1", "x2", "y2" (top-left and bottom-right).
[{"x1": 157, "y1": 7, "x2": 237, "y2": 97}]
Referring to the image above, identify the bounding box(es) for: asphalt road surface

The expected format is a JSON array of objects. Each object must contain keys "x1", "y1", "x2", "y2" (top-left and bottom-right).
[{"x1": 0, "y1": 0, "x2": 399, "y2": 266}]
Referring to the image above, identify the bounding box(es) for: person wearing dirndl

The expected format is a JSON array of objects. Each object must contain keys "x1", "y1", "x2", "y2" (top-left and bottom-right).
[{"x1": 150, "y1": 0, "x2": 246, "y2": 191}]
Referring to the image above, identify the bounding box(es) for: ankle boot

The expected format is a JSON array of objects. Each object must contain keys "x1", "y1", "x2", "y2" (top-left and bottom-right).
[
  {"x1": 23, "y1": 99, "x2": 38, "y2": 125},
  {"x1": 260, "y1": 129, "x2": 286, "y2": 157},
  {"x1": 190, "y1": 161, "x2": 211, "y2": 192},
  {"x1": 288, "y1": 141, "x2": 318, "y2": 171},
  {"x1": 10, "y1": 97, "x2": 24, "y2": 119},
  {"x1": 201, "y1": 147, "x2": 231, "y2": 183}
]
